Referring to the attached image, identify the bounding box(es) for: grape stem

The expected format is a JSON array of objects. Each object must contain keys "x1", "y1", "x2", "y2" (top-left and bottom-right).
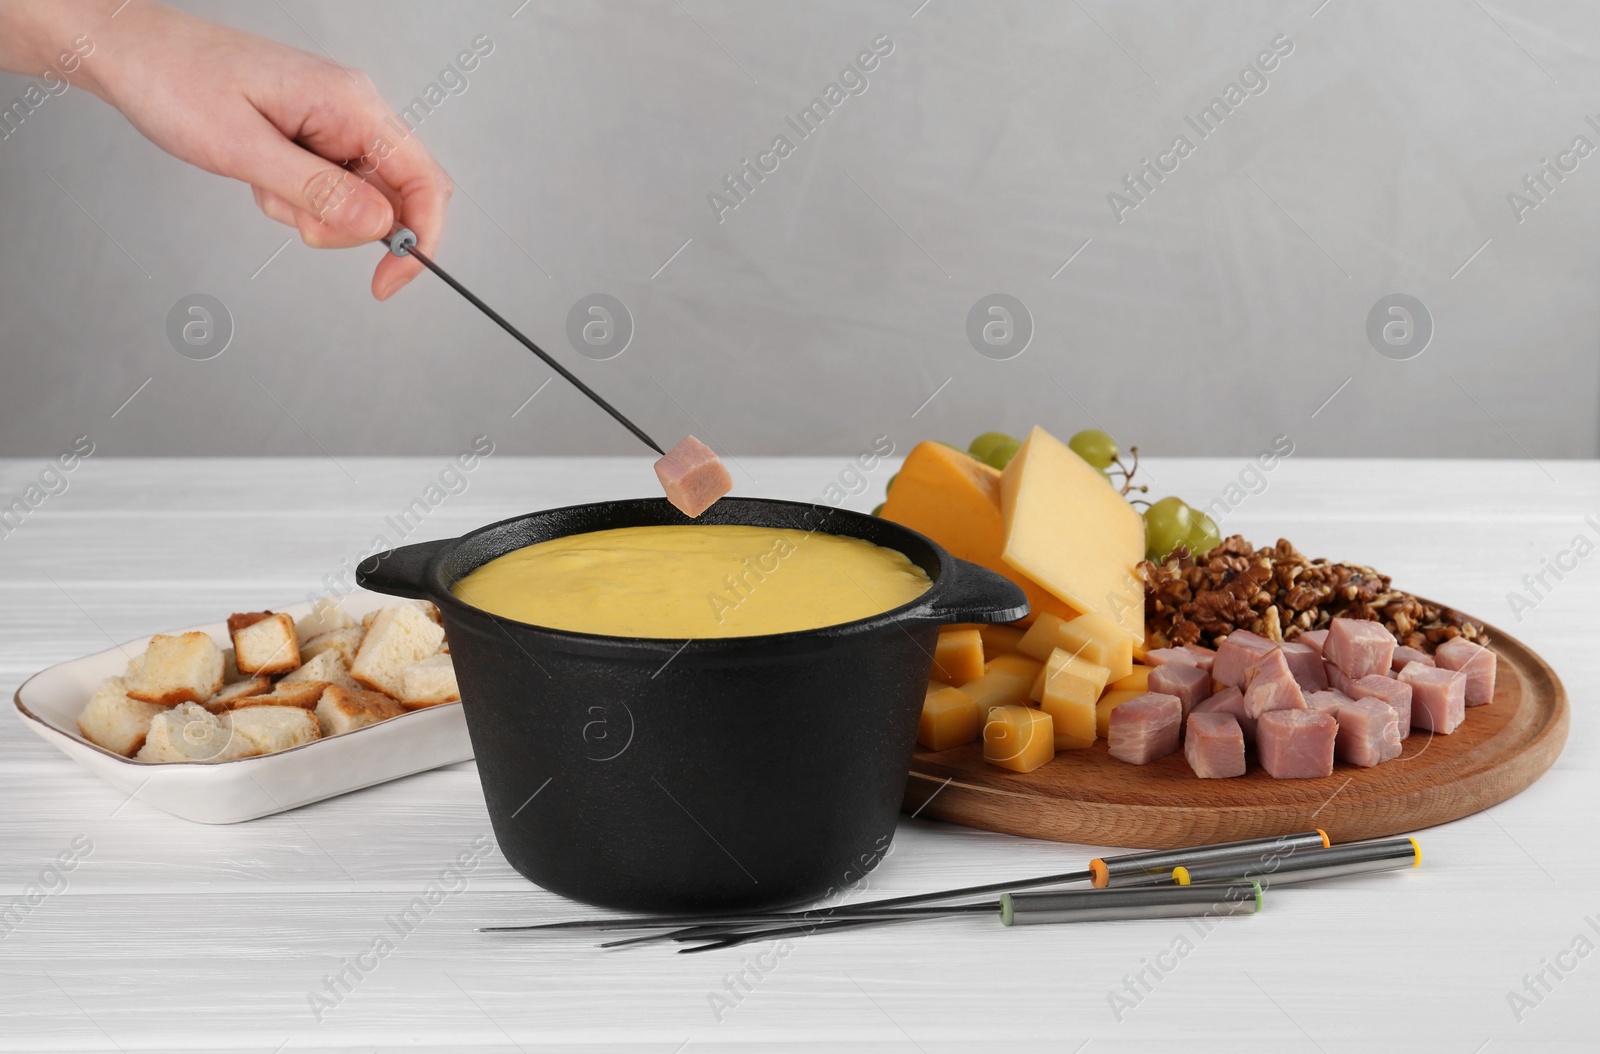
[{"x1": 1110, "y1": 446, "x2": 1145, "y2": 496}]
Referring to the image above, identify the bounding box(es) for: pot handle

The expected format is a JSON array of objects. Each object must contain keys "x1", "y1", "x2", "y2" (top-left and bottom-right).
[
  {"x1": 356, "y1": 537, "x2": 451, "y2": 601},
  {"x1": 911, "y1": 557, "x2": 1030, "y2": 626}
]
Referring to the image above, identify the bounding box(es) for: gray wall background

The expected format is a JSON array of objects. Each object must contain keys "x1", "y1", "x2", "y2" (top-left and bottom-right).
[{"x1": 1, "y1": 0, "x2": 1597, "y2": 459}]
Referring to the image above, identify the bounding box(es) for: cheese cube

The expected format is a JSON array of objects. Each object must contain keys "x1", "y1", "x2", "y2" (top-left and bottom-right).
[
  {"x1": 933, "y1": 627, "x2": 985, "y2": 686},
  {"x1": 1000, "y1": 427, "x2": 1145, "y2": 643},
  {"x1": 977, "y1": 624, "x2": 1027, "y2": 658},
  {"x1": 1095, "y1": 688, "x2": 1148, "y2": 737},
  {"x1": 959, "y1": 654, "x2": 1043, "y2": 718},
  {"x1": 1031, "y1": 648, "x2": 1110, "y2": 708},
  {"x1": 1017, "y1": 611, "x2": 1134, "y2": 681},
  {"x1": 1038, "y1": 656, "x2": 1102, "y2": 744},
  {"x1": 918, "y1": 685, "x2": 981, "y2": 751},
  {"x1": 982, "y1": 704, "x2": 1054, "y2": 773},
  {"x1": 1111, "y1": 665, "x2": 1151, "y2": 692},
  {"x1": 882, "y1": 441, "x2": 1080, "y2": 626}
]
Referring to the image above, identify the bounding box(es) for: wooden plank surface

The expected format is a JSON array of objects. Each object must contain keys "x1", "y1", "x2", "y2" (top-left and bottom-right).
[{"x1": 2, "y1": 457, "x2": 1598, "y2": 1053}]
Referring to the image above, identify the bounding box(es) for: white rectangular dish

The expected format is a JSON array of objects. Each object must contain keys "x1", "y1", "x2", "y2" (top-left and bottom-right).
[{"x1": 12, "y1": 590, "x2": 474, "y2": 824}]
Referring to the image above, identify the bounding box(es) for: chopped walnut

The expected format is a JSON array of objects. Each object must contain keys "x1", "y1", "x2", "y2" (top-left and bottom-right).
[{"x1": 1142, "y1": 535, "x2": 1487, "y2": 653}]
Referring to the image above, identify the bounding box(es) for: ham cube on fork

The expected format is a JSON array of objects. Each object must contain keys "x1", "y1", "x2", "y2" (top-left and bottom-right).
[{"x1": 654, "y1": 436, "x2": 733, "y2": 518}]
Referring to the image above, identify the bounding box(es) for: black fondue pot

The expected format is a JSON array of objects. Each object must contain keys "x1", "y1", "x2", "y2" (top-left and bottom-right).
[{"x1": 358, "y1": 497, "x2": 1027, "y2": 912}]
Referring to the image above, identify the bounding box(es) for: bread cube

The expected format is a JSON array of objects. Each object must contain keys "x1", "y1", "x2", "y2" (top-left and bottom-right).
[
  {"x1": 296, "y1": 597, "x2": 357, "y2": 642},
  {"x1": 399, "y1": 654, "x2": 460, "y2": 709},
  {"x1": 280, "y1": 649, "x2": 359, "y2": 691},
  {"x1": 315, "y1": 684, "x2": 407, "y2": 737},
  {"x1": 351, "y1": 604, "x2": 446, "y2": 698},
  {"x1": 77, "y1": 676, "x2": 168, "y2": 757},
  {"x1": 136, "y1": 703, "x2": 256, "y2": 763},
  {"x1": 209, "y1": 681, "x2": 328, "y2": 713},
  {"x1": 302, "y1": 626, "x2": 365, "y2": 667},
  {"x1": 206, "y1": 675, "x2": 272, "y2": 710},
  {"x1": 228, "y1": 612, "x2": 302, "y2": 676},
  {"x1": 229, "y1": 704, "x2": 320, "y2": 755},
  {"x1": 125, "y1": 632, "x2": 226, "y2": 705}
]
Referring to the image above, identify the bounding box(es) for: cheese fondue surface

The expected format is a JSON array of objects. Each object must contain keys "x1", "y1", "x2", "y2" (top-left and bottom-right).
[{"x1": 451, "y1": 525, "x2": 932, "y2": 638}]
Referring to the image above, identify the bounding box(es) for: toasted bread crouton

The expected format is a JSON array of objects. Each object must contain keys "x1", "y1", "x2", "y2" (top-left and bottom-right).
[
  {"x1": 221, "y1": 647, "x2": 244, "y2": 684},
  {"x1": 211, "y1": 679, "x2": 327, "y2": 712},
  {"x1": 126, "y1": 632, "x2": 225, "y2": 705},
  {"x1": 296, "y1": 597, "x2": 357, "y2": 642},
  {"x1": 351, "y1": 604, "x2": 445, "y2": 697},
  {"x1": 302, "y1": 626, "x2": 364, "y2": 667},
  {"x1": 400, "y1": 654, "x2": 460, "y2": 709},
  {"x1": 204, "y1": 675, "x2": 273, "y2": 712},
  {"x1": 362, "y1": 600, "x2": 440, "y2": 632},
  {"x1": 315, "y1": 684, "x2": 406, "y2": 736},
  {"x1": 279, "y1": 649, "x2": 358, "y2": 691},
  {"x1": 228, "y1": 612, "x2": 302, "y2": 676},
  {"x1": 229, "y1": 704, "x2": 320, "y2": 754},
  {"x1": 77, "y1": 676, "x2": 168, "y2": 757},
  {"x1": 136, "y1": 702, "x2": 256, "y2": 763}
]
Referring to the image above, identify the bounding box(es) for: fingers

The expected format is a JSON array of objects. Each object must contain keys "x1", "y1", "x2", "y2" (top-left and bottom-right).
[
  {"x1": 366, "y1": 134, "x2": 452, "y2": 300},
  {"x1": 252, "y1": 187, "x2": 297, "y2": 228},
  {"x1": 230, "y1": 110, "x2": 395, "y2": 243}
]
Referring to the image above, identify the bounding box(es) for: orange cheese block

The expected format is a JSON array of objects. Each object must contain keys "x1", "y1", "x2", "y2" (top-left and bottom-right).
[
  {"x1": 932, "y1": 627, "x2": 985, "y2": 686},
  {"x1": 960, "y1": 654, "x2": 1043, "y2": 718},
  {"x1": 977, "y1": 624, "x2": 1026, "y2": 658},
  {"x1": 1111, "y1": 665, "x2": 1151, "y2": 692},
  {"x1": 983, "y1": 704, "x2": 1054, "y2": 773},
  {"x1": 1033, "y1": 648, "x2": 1111, "y2": 709},
  {"x1": 1000, "y1": 427, "x2": 1145, "y2": 644},
  {"x1": 882, "y1": 442, "x2": 1079, "y2": 627},
  {"x1": 918, "y1": 685, "x2": 981, "y2": 751}
]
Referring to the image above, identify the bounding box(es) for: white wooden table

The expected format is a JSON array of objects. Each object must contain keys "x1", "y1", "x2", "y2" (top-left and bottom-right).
[{"x1": 3, "y1": 456, "x2": 1596, "y2": 1053}]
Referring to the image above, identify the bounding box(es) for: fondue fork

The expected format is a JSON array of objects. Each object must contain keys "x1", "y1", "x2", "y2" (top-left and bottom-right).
[
  {"x1": 383, "y1": 229, "x2": 665, "y2": 456},
  {"x1": 479, "y1": 830, "x2": 1329, "y2": 939}
]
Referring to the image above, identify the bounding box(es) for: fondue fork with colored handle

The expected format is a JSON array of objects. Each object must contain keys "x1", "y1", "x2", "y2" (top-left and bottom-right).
[
  {"x1": 478, "y1": 830, "x2": 1330, "y2": 937},
  {"x1": 684, "y1": 836, "x2": 1420, "y2": 952},
  {"x1": 382, "y1": 229, "x2": 665, "y2": 456}
]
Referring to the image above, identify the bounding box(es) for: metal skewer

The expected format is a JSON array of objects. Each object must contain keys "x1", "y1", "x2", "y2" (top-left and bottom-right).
[
  {"x1": 675, "y1": 883, "x2": 1264, "y2": 955},
  {"x1": 479, "y1": 830, "x2": 1330, "y2": 939},
  {"x1": 384, "y1": 229, "x2": 665, "y2": 456}
]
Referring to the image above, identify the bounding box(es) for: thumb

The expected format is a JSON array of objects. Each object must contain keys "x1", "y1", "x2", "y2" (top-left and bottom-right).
[{"x1": 228, "y1": 117, "x2": 393, "y2": 241}]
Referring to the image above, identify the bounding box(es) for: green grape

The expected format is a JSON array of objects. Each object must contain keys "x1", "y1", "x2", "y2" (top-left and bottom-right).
[
  {"x1": 968, "y1": 432, "x2": 1018, "y2": 462},
  {"x1": 871, "y1": 502, "x2": 885, "y2": 516},
  {"x1": 1185, "y1": 509, "x2": 1220, "y2": 557},
  {"x1": 1068, "y1": 429, "x2": 1119, "y2": 470},
  {"x1": 1142, "y1": 496, "x2": 1194, "y2": 562},
  {"x1": 985, "y1": 438, "x2": 1023, "y2": 469}
]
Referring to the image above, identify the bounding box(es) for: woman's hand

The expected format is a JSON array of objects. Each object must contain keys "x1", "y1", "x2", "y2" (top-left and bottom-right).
[{"x1": 1, "y1": 0, "x2": 451, "y2": 299}]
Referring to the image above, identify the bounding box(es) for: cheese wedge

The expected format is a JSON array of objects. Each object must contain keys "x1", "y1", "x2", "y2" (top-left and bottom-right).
[
  {"x1": 882, "y1": 442, "x2": 1078, "y2": 626},
  {"x1": 1000, "y1": 426, "x2": 1146, "y2": 644}
]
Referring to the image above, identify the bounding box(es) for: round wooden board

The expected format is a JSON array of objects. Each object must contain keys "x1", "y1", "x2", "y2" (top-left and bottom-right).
[{"x1": 902, "y1": 616, "x2": 1568, "y2": 848}]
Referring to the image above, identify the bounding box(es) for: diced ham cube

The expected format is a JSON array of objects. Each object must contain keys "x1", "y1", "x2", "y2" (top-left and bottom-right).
[
  {"x1": 1107, "y1": 693, "x2": 1183, "y2": 765},
  {"x1": 1398, "y1": 662, "x2": 1466, "y2": 734},
  {"x1": 1243, "y1": 649, "x2": 1306, "y2": 720},
  {"x1": 1182, "y1": 644, "x2": 1217, "y2": 673},
  {"x1": 654, "y1": 436, "x2": 733, "y2": 518},
  {"x1": 1435, "y1": 637, "x2": 1496, "y2": 707},
  {"x1": 1149, "y1": 661, "x2": 1210, "y2": 716},
  {"x1": 1347, "y1": 674, "x2": 1413, "y2": 739},
  {"x1": 1193, "y1": 686, "x2": 1255, "y2": 743},
  {"x1": 1324, "y1": 618, "x2": 1396, "y2": 681},
  {"x1": 1184, "y1": 712, "x2": 1246, "y2": 779},
  {"x1": 1280, "y1": 641, "x2": 1329, "y2": 693},
  {"x1": 1257, "y1": 709, "x2": 1337, "y2": 779},
  {"x1": 1390, "y1": 645, "x2": 1435, "y2": 674},
  {"x1": 1332, "y1": 696, "x2": 1402, "y2": 767},
  {"x1": 1305, "y1": 689, "x2": 1355, "y2": 713},
  {"x1": 1296, "y1": 629, "x2": 1328, "y2": 658},
  {"x1": 1144, "y1": 647, "x2": 1200, "y2": 668},
  {"x1": 1213, "y1": 630, "x2": 1277, "y2": 688},
  {"x1": 1324, "y1": 660, "x2": 1356, "y2": 694}
]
